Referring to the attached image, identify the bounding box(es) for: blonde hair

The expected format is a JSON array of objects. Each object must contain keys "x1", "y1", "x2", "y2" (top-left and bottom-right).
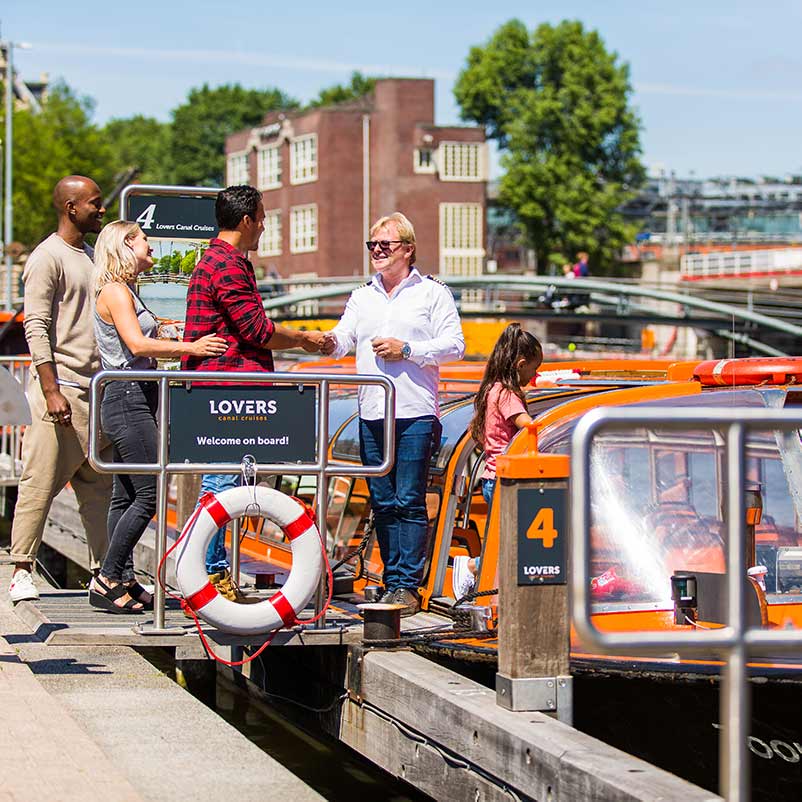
[
  {"x1": 93, "y1": 220, "x2": 141, "y2": 293},
  {"x1": 370, "y1": 212, "x2": 416, "y2": 264}
]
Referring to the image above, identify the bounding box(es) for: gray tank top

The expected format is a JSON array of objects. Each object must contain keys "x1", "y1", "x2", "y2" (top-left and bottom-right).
[{"x1": 94, "y1": 285, "x2": 159, "y2": 371}]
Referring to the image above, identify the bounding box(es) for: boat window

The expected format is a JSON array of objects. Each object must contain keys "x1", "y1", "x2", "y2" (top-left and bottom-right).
[
  {"x1": 434, "y1": 403, "x2": 474, "y2": 473},
  {"x1": 587, "y1": 422, "x2": 802, "y2": 604},
  {"x1": 331, "y1": 415, "x2": 361, "y2": 461}
]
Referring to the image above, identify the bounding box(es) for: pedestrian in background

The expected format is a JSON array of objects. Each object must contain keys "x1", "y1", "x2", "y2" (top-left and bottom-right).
[{"x1": 8, "y1": 176, "x2": 111, "y2": 602}]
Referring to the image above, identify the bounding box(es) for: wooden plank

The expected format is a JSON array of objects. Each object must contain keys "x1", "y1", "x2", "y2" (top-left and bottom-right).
[
  {"x1": 355, "y1": 650, "x2": 719, "y2": 801},
  {"x1": 498, "y1": 478, "x2": 570, "y2": 680},
  {"x1": 340, "y1": 699, "x2": 516, "y2": 802}
]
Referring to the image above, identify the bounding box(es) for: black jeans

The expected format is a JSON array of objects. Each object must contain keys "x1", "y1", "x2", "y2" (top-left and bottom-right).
[{"x1": 100, "y1": 380, "x2": 158, "y2": 582}]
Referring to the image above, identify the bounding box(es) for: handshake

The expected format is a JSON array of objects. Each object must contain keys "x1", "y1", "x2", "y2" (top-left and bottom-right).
[{"x1": 301, "y1": 331, "x2": 338, "y2": 355}]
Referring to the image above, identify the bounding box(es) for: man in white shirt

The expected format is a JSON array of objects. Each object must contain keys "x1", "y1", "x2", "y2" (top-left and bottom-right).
[{"x1": 321, "y1": 213, "x2": 465, "y2": 615}]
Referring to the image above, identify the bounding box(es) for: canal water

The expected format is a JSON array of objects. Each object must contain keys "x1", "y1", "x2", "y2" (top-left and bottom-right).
[{"x1": 139, "y1": 281, "x2": 188, "y2": 321}]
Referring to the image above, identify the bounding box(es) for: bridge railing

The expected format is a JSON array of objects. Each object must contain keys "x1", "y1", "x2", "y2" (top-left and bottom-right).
[{"x1": 681, "y1": 247, "x2": 802, "y2": 280}]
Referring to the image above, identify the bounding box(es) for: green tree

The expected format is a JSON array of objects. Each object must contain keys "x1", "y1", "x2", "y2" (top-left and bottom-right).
[
  {"x1": 103, "y1": 115, "x2": 171, "y2": 186},
  {"x1": 3, "y1": 82, "x2": 116, "y2": 248},
  {"x1": 455, "y1": 19, "x2": 645, "y2": 273},
  {"x1": 308, "y1": 72, "x2": 377, "y2": 107},
  {"x1": 169, "y1": 84, "x2": 299, "y2": 187},
  {"x1": 179, "y1": 248, "x2": 197, "y2": 274},
  {"x1": 169, "y1": 251, "x2": 182, "y2": 274}
]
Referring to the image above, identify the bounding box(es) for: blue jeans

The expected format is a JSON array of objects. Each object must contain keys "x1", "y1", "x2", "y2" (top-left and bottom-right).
[
  {"x1": 474, "y1": 478, "x2": 496, "y2": 575},
  {"x1": 198, "y1": 473, "x2": 239, "y2": 574},
  {"x1": 482, "y1": 478, "x2": 496, "y2": 509},
  {"x1": 359, "y1": 416, "x2": 441, "y2": 591}
]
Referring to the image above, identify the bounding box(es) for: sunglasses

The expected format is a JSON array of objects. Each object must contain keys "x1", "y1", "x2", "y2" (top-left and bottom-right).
[{"x1": 365, "y1": 240, "x2": 404, "y2": 254}]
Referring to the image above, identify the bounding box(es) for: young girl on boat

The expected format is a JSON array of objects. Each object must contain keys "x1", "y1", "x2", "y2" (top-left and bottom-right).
[{"x1": 452, "y1": 323, "x2": 543, "y2": 599}]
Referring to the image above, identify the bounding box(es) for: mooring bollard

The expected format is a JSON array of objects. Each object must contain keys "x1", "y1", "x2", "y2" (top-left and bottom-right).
[{"x1": 360, "y1": 603, "x2": 402, "y2": 642}]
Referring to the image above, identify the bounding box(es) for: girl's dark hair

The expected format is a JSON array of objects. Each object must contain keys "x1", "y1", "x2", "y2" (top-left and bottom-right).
[{"x1": 470, "y1": 323, "x2": 543, "y2": 446}]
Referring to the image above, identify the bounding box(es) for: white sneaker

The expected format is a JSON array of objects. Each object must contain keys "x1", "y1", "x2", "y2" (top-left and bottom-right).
[
  {"x1": 9, "y1": 568, "x2": 39, "y2": 602},
  {"x1": 452, "y1": 556, "x2": 475, "y2": 600}
]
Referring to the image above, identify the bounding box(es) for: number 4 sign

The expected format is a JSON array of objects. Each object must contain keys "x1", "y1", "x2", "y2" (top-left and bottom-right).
[{"x1": 517, "y1": 487, "x2": 567, "y2": 585}]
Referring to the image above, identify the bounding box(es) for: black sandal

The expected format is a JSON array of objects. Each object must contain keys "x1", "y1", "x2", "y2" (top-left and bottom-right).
[
  {"x1": 89, "y1": 577, "x2": 144, "y2": 615},
  {"x1": 125, "y1": 581, "x2": 154, "y2": 611}
]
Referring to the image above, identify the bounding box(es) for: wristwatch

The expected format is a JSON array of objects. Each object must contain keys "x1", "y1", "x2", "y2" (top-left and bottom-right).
[{"x1": 401, "y1": 342, "x2": 411, "y2": 360}]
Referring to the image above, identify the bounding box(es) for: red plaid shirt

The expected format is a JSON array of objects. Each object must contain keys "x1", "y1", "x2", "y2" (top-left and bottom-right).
[{"x1": 181, "y1": 238, "x2": 275, "y2": 375}]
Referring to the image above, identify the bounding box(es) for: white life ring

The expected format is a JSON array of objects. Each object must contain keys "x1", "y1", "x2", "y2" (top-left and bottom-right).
[{"x1": 175, "y1": 486, "x2": 323, "y2": 635}]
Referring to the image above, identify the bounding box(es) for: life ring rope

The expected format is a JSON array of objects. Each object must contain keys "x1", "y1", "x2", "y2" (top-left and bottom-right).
[{"x1": 156, "y1": 489, "x2": 333, "y2": 668}]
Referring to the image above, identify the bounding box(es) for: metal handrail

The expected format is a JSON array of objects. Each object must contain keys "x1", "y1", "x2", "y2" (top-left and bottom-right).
[
  {"x1": 88, "y1": 369, "x2": 396, "y2": 633},
  {"x1": 571, "y1": 406, "x2": 802, "y2": 802}
]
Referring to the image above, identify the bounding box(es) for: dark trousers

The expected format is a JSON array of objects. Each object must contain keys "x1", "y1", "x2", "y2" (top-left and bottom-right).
[
  {"x1": 100, "y1": 380, "x2": 158, "y2": 582},
  {"x1": 359, "y1": 416, "x2": 440, "y2": 591}
]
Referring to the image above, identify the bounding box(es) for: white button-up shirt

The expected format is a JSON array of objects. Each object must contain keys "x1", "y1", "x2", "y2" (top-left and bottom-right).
[{"x1": 328, "y1": 268, "x2": 465, "y2": 420}]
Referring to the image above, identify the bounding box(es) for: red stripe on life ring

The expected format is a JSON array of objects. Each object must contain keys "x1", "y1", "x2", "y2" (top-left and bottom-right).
[
  {"x1": 269, "y1": 590, "x2": 296, "y2": 627},
  {"x1": 283, "y1": 512, "x2": 313, "y2": 541},
  {"x1": 186, "y1": 582, "x2": 218, "y2": 611},
  {"x1": 201, "y1": 493, "x2": 231, "y2": 529}
]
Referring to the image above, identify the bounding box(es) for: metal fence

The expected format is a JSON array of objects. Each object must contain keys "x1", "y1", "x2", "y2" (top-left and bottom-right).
[
  {"x1": 571, "y1": 406, "x2": 802, "y2": 801},
  {"x1": 0, "y1": 355, "x2": 30, "y2": 485},
  {"x1": 88, "y1": 369, "x2": 395, "y2": 633}
]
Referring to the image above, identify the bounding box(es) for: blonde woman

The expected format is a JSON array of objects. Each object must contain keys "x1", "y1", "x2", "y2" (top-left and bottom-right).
[{"x1": 90, "y1": 221, "x2": 226, "y2": 613}]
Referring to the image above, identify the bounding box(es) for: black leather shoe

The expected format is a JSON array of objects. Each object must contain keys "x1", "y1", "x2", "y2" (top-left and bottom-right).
[{"x1": 391, "y1": 588, "x2": 420, "y2": 617}]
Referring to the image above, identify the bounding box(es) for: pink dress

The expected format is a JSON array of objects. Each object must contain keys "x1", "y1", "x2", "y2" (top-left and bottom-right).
[{"x1": 481, "y1": 383, "x2": 526, "y2": 479}]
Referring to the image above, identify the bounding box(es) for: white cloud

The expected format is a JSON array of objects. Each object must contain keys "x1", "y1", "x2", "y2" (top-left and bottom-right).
[
  {"x1": 635, "y1": 82, "x2": 802, "y2": 102},
  {"x1": 34, "y1": 42, "x2": 455, "y2": 81}
]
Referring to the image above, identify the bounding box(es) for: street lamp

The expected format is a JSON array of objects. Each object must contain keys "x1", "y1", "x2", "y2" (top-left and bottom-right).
[{"x1": 3, "y1": 39, "x2": 32, "y2": 311}]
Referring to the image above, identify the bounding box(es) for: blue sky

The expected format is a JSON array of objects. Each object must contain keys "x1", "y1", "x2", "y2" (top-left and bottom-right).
[{"x1": 4, "y1": 0, "x2": 801, "y2": 179}]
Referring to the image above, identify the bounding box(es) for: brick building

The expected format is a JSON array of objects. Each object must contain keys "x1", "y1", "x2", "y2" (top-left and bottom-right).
[{"x1": 225, "y1": 78, "x2": 487, "y2": 280}]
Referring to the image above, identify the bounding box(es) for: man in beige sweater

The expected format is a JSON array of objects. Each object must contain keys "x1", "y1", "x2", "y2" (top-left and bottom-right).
[{"x1": 8, "y1": 175, "x2": 112, "y2": 602}]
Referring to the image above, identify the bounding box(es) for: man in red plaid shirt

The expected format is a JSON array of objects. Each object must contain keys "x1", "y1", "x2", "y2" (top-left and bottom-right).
[
  {"x1": 182, "y1": 185, "x2": 323, "y2": 373},
  {"x1": 182, "y1": 185, "x2": 325, "y2": 599}
]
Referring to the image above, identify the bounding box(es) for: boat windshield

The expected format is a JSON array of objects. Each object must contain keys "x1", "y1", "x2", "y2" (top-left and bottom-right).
[{"x1": 538, "y1": 391, "x2": 802, "y2": 604}]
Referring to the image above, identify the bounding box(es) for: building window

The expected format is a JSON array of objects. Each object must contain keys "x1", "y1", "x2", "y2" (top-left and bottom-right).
[
  {"x1": 258, "y1": 210, "x2": 282, "y2": 256},
  {"x1": 439, "y1": 203, "x2": 484, "y2": 278},
  {"x1": 227, "y1": 152, "x2": 249, "y2": 185},
  {"x1": 290, "y1": 204, "x2": 318, "y2": 253},
  {"x1": 257, "y1": 145, "x2": 282, "y2": 189},
  {"x1": 414, "y1": 148, "x2": 435, "y2": 174},
  {"x1": 290, "y1": 134, "x2": 318, "y2": 184},
  {"x1": 438, "y1": 142, "x2": 485, "y2": 182}
]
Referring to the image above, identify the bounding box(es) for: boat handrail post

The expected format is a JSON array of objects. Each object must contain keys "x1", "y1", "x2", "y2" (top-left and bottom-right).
[
  {"x1": 494, "y1": 447, "x2": 572, "y2": 724},
  {"x1": 570, "y1": 406, "x2": 802, "y2": 802}
]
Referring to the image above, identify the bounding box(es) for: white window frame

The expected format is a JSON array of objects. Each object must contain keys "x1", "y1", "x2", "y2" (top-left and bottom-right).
[
  {"x1": 439, "y1": 202, "x2": 485, "y2": 281},
  {"x1": 290, "y1": 134, "x2": 318, "y2": 185},
  {"x1": 258, "y1": 209, "x2": 282, "y2": 257},
  {"x1": 413, "y1": 148, "x2": 436, "y2": 174},
  {"x1": 290, "y1": 204, "x2": 318, "y2": 254},
  {"x1": 257, "y1": 144, "x2": 282, "y2": 190},
  {"x1": 226, "y1": 150, "x2": 249, "y2": 185},
  {"x1": 437, "y1": 141, "x2": 487, "y2": 182}
]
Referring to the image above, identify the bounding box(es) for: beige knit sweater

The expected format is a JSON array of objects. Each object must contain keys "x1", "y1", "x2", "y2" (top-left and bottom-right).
[{"x1": 23, "y1": 233, "x2": 101, "y2": 389}]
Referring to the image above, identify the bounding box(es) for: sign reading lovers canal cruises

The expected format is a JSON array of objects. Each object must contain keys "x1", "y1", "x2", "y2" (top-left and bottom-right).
[
  {"x1": 517, "y1": 487, "x2": 567, "y2": 585},
  {"x1": 122, "y1": 184, "x2": 218, "y2": 240},
  {"x1": 169, "y1": 386, "x2": 317, "y2": 464}
]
